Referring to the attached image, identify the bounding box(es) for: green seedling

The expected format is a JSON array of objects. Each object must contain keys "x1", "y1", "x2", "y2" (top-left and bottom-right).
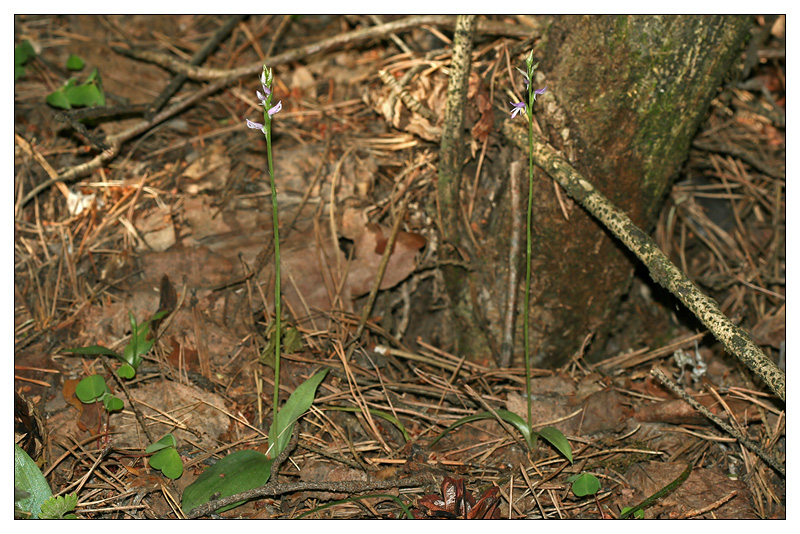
[
  {"x1": 430, "y1": 410, "x2": 572, "y2": 463},
  {"x1": 66, "y1": 310, "x2": 166, "y2": 379},
  {"x1": 74, "y1": 373, "x2": 124, "y2": 413},
  {"x1": 15, "y1": 40, "x2": 36, "y2": 81},
  {"x1": 46, "y1": 66, "x2": 105, "y2": 109},
  {"x1": 15, "y1": 444, "x2": 77, "y2": 519},
  {"x1": 182, "y1": 450, "x2": 274, "y2": 514},
  {"x1": 620, "y1": 507, "x2": 645, "y2": 519},
  {"x1": 146, "y1": 433, "x2": 183, "y2": 479}
]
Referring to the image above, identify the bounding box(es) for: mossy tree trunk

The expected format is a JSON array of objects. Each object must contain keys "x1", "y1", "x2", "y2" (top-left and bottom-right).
[{"x1": 443, "y1": 15, "x2": 752, "y2": 367}]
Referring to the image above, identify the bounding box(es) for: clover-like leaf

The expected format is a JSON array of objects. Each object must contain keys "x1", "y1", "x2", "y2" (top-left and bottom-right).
[
  {"x1": 75, "y1": 375, "x2": 109, "y2": 404},
  {"x1": 117, "y1": 363, "x2": 135, "y2": 379},
  {"x1": 102, "y1": 393, "x2": 124, "y2": 413},
  {"x1": 146, "y1": 433, "x2": 178, "y2": 454},
  {"x1": 149, "y1": 447, "x2": 183, "y2": 479},
  {"x1": 570, "y1": 472, "x2": 601, "y2": 497}
]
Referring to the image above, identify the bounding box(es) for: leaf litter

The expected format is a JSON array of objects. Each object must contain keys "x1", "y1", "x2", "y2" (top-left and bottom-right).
[{"x1": 14, "y1": 15, "x2": 784, "y2": 518}]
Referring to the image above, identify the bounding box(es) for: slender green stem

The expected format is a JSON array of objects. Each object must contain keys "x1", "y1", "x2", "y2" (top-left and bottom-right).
[
  {"x1": 265, "y1": 121, "x2": 281, "y2": 419},
  {"x1": 524, "y1": 83, "x2": 534, "y2": 430}
]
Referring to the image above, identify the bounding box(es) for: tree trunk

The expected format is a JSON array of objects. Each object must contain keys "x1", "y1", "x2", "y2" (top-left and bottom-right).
[{"x1": 444, "y1": 15, "x2": 752, "y2": 367}]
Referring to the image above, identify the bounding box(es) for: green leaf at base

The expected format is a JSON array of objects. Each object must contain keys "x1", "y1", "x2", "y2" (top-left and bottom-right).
[
  {"x1": 538, "y1": 426, "x2": 573, "y2": 463},
  {"x1": 268, "y1": 369, "x2": 328, "y2": 458},
  {"x1": 181, "y1": 450, "x2": 274, "y2": 515}
]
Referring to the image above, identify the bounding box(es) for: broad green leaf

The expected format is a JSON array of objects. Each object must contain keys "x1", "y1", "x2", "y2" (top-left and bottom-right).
[
  {"x1": 39, "y1": 494, "x2": 78, "y2": 519},
  {"x1": 268, "y1": 369, "x2": 328, "y2": 457},
  {"x1": 571, "y1": 472, "x2": 601, "y2": 497},
  {"x1": 149, "y1": 447, "x2": 183, "y2": 479},
  {"x1": 102, "y1": 394, "x2": 124, "y2": 412},
  {"x1": 146, "y1": 433, "x2": 177, "y2": 453},
  {"x1": 15, "y1": 65, "x2": 27, "y2": 81},
  {"x1": 64, "y1": 344, "x2": 120, "y2": 358},
  {"x1": 322, "y1": 405, "x2": 409, "y2": 442},
  {"x1": 75, "y1": 375, "x2": 108, "y2": 403},
  {"x1": 66, "y1": 54, "x2": 84, "y2": 70},
  {"x1": 430, "y1": 409, "x2": 538, "y2": 449},
  {"x1": 181, "y1": 450, "x2": 274, "y2": 515},
  {"x1": 538, "y1": 426, "x2": 573, "y2": 463},
  {"x1": 14, "y1": 444, "x2": 53, "y2": 519}
]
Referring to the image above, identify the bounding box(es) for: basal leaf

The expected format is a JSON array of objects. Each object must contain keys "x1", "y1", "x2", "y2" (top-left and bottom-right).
[
  {"x1": 64, "y1": 344, "x2": 120, "y2": 358},
  {"x1": 322, "y1": 405, "x2": 409, "y2": 442},
  {"x1": 538, "y1": 426, "x2": 573, "y2": 463},
  {"x1": 181, "y1": 450, "x2": 274, "y2": 515},
  {"x1": 431, "y1": 409, "x2": 538, "y2": 449},
  {"x1": 268, "y1": 369, "x2": 328, "y2": 458},
  {"x1": 14, "y1": 444, "x2": 53, "y2": 519}
]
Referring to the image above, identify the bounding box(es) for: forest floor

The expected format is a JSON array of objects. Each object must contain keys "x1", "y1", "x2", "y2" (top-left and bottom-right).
[{"x1": 14, "y1": 15, "x2": 785, "y2": 519}]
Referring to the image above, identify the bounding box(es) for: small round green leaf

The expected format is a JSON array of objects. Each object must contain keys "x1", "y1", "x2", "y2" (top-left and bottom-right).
[
  {"x1": 571, "y1": 472, "x2": 601, "y2": 497},
  {"x1": 102, "y1": 394, "x2": 124, "y2": 412},
  {"x1": 75, "y1": 375, "x2": 108, "y2": 403},
  {"x1": 117, "y1": 363, "x2": 135, "y2": 379},
  {"x1": 149, "y1": 447, "x2": 183, "y2": 479},
  {"x1": 66, "y1": 54, "x2": 85, "y2": 70}
]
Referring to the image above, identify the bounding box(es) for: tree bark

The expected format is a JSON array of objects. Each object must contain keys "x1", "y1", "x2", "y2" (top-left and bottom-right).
[{"x1": 444, "y1": 15, "x2": 752, "y2": 367}]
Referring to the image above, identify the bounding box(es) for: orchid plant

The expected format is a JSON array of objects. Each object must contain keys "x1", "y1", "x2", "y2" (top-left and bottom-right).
[
  {"x1": 178, "y1": 66, "x2": 329, "y2": 517},
  {"x1": 246, "y1": 66, "x2": 284, "y2": 418},
  {"x1": 509, "y1": 50, "x2": 547, "y2": 430}
]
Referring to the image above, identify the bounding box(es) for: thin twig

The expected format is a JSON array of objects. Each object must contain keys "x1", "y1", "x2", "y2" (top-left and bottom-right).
[
  {"x1": 145, "y1": 14, "x2": 247, "y2": 119},
  {"x1": 650, "y1": 367, "x2": 784, "y2": 477}
]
